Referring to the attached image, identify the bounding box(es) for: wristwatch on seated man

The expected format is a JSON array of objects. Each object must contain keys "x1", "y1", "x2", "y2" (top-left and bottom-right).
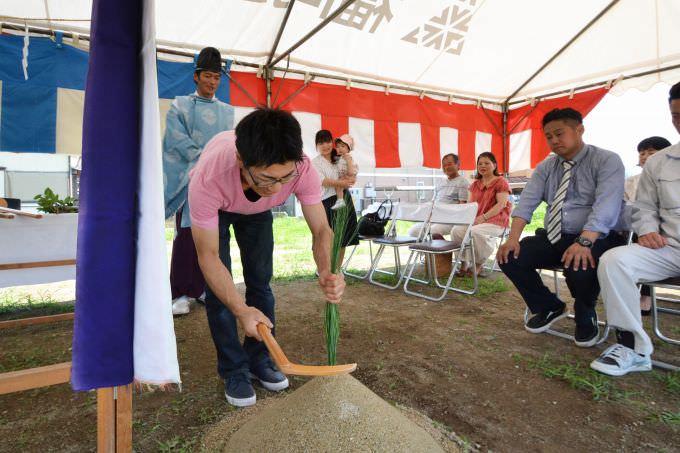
[{"x1": 574, "y1": 236, "x2": 594, "y2": 248}]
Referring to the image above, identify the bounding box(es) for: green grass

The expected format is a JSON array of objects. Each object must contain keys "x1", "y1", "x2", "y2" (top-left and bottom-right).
[
  {"x1": 524, "y1": 202, "x2": 547, "y2": 233},
  {"x1": 0, "y1": 291, "x2": 74, "y2": 320},
  {"x1": 0, "y1": 349, "x2": 72, "y2": 373},
  {"x1": 653, "y1": 370, "x2": 680, "y2": 396},
  {"x1": 157, "y1": 436, "x2": 197, "y2": 453},
  {"x1": 516, "y1": 353, "x2": 680, "y2": 426},
  {"x1": 515, "y1": 353, "x2": 636, "y2": 402},
  {"x1": 166, "y1": 211, "x2": 538, "y2": 285},
  {"x1": 648, "y1": 410, "x2": 680, "y2": 426}
]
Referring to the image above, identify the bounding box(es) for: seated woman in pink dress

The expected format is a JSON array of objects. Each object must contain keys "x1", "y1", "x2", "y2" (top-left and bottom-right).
[{"x1": 451, "y1": 152, "x2": 511, "y2": 276}]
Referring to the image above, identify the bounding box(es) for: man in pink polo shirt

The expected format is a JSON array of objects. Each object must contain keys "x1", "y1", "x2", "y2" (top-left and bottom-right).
[{"x1": 189, "y1": 108, "x2": 344, "y2": 407}]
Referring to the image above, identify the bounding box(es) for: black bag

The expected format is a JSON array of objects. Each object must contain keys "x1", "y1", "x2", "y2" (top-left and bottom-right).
[{"x1": 357, "y1": 199, "x2": 393, "y2": 237}]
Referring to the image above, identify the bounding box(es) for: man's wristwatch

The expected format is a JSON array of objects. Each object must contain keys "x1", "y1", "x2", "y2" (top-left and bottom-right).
[{"x1": 574, "y1": 236, "x2": 593, "y2": 248}]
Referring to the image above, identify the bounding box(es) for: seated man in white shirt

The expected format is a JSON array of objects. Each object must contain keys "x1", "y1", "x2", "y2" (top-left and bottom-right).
[
  {"x1": 591, "y1": 81, "x2": 680, "y2": 376},
  {"x1": 408, "y1": 153, "x2": 469, "y2": 238}
]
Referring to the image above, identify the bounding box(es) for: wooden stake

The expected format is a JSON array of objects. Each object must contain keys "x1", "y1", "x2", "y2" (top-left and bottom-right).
[
  {"x1": 116, "y1": 384, "x2": 133, "y2": 453},
  {"x1": 97, "y1": 388, "x2": 116, "y2": 453},
  {"x1": 97, "y1": 384, "x2": 133, "y2": 452}
]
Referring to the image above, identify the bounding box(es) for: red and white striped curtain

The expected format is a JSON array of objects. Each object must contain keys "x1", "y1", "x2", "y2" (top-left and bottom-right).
[{"x1": 228, "y1": 72, "x2": 607, "y2": 173}]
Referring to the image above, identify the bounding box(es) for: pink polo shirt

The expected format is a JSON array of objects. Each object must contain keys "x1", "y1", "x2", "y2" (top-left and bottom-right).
[
  {"x1": 469, "y1": 176, "x2": 512, "y2": 228},
  {"x1": 189, "y1": 131, "x2": 321, "y2": 230}
]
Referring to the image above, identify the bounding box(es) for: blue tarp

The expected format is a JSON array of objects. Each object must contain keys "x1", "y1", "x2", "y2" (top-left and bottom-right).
[{"x1": 0, "y1": 33, "x2": 231, "y2": 153}]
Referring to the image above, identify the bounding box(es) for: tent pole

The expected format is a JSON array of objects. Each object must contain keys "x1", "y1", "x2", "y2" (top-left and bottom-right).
[
  {"x1": 267, "y1": 0, "x2": 296, "y2": 67},
  {"x1": 269, "y1": 0, "x2": 356, "y2": 68},
  {"x1": 266, "y1": 67, "x2": 272, "y2": 108},
  {"x1": 479, "y1": 104, "x2": 503, "y2": 136},
  {"x1": 225, "y1": 72, "x2": 261, "y2": 108},
  {"x1": 502, "y1": 103, "x2": 508, "y2": 175},
  {"x1": 276, "y1": 77, "x2": 314, "y2": 109},
  {"x1": 506, "y1": 62, "x2": 680, "y2": 106},
  {"x1": 504, "y1": 0, "x2": 619, "y2": 104},
  {"x1": 507, "y1": 105, "x2": 537, "y2": 133}
]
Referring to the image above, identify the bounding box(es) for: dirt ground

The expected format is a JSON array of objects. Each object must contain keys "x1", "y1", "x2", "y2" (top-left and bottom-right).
[{"x1": 1, "y1": 272, "x2": 679, "y2": 452}]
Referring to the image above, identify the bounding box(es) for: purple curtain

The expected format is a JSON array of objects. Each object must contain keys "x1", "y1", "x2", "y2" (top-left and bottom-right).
[{"x1": 71, "y1": 0, "x2": 143, "y2": 390}]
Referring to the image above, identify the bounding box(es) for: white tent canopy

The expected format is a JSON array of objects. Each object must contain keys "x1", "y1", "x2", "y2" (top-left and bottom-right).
[{"x1": 2, "y1": 0, "x2": 680, "y2": 103}]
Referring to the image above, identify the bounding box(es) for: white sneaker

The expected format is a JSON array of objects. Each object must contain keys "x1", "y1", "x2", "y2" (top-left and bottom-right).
[
  {"x1": 196, "y1": 291, "x2": 206, "y2": 304},
  {"x1": 331, "y1": 199, "x2": 346, "y2": 210},
  {"x1": 171, "y1": 295, "x2": 191, "y2": 316},
  {"x1": 590, "y1": 344, "x2": 652, "y2": 377}
]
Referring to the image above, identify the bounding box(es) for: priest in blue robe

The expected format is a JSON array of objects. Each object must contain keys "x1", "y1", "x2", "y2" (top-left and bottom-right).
[{"x1": 163, "y1": 47, "x2": 234, "y2": 315}]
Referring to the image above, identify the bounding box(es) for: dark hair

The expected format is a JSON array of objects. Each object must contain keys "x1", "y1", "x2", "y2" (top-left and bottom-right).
[
  {"x1": 670, "y1": 81, "x2": 680, "y2": 103},
  {"x1": 542, "y1": 108, "x2": 583, "y2": 128},
  {"x1": 315, "y1": 129, "x2": 333, "y2": 145},
  {"x1": 637, "y1": 136, "x2": 671, "y2": 152},
  {"x1": 235, "y1": 108, "x2": 303, "y2": 168},
  {"x1": 475, "y1": 152, "x2": 500, "y2": 179},
  {"x1": 315, "y1": 129, "x2": 340, "y2": 163},
  {"x1": 441, "y1": 153, "x2": 460, "y2": 165}
]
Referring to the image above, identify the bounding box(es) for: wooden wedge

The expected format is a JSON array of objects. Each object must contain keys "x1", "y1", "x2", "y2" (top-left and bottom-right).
[{"x1": 257, "y1": 323, "x2": 356, "y2": 377}]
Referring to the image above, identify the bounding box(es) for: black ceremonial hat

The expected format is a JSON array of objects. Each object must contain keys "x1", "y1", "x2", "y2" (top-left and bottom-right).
[{"x1": 196, "y1": 47, "x2": 222, "y2": 73}]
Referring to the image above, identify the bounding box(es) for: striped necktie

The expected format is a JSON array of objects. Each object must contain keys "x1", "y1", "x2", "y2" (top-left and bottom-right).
[{"x1": 546, "y1": 160, "x2": 575, "y2": 244}]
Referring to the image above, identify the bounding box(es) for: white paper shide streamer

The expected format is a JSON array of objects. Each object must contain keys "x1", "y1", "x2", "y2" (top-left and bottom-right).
[
  {"x1": 133, "y1": 0, "x2": 181, "y2": 386},
  {"x1": 22, "y1": 23, "x2": 29, "y2": 80}
]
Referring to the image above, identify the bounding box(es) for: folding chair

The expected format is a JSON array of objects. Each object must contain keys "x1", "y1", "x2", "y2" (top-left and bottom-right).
[
  {"x1": 402, "y1": 202, "x2": 479, "y2": 301},
  {"x1": 483, "y1": 197, "x2": 518, "y2": 273},
  {"x1": 342, "y1": 199, "x2": 394, "y2": 280},
  {"x1": 483, "y1": 225, "x2": 509, "y2": 273},
  {"x1": 646, "y1": 277, "x2": 680, "y2": 371},
  {"x1": 367, "y1": 202, "x2": 433, "y2": 290}
]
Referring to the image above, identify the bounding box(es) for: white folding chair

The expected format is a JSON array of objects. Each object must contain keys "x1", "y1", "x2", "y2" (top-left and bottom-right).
[
  {"x1": 342, "y1": 200, "x2": 393, "y2": 280},
  {"x1": 483, "y1": 197, "x2": 518, "y2": 273},
  {"x1": 403, "y1": 202, "x2": 479, "y2": 301},
  {"x1": 645, "y1": 277, "x2": 680, "y2": 371},
  {"x1": 483, "y1": 225, "x2": 509, "y2": 273},
  {"x1": 367, "y1": 202, "x2": 433, "y2": 290}
]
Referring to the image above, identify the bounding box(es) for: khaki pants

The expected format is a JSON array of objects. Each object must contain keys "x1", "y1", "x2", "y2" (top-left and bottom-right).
[
  {"x1": 450, "y1": 223, "x2": 505, "y2": 267},
  {"x1": 598, "y1": 243, "x2": 680, "y2": 355}
]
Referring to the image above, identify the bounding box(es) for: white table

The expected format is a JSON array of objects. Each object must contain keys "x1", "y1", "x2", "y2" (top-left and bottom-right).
[{"x1": 0, "y1": 213, "x2": 77, "y2": 287}]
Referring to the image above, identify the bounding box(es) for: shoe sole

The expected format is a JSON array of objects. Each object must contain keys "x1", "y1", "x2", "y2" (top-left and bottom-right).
[
  {"x1": 249, "y1": 373, "x2": 289, "y2": 392},
  {"x1": 524, "y1": 312, "x2": 568, "y2": 334},
  {"x1": 224, "y1": 390, "x2": 256, "y2": 407},
  {"x1": 574, "y1": 332, "x2": 599, "y2": 348},
  {"x1": 590, "y1": 361, "x2": 652, "y2": 377},
  {"x1": 172, "y1": 308, "x2": 190, "y2": 316}
]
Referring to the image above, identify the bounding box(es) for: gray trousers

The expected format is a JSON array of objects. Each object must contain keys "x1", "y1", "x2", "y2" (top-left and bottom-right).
[{"x1": 598, "y1": 243, "x2": 680, "y2": 355}]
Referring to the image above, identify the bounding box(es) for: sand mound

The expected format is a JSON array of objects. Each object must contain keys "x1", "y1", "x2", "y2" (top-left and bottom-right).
[{"x1": 220, "y1": 375, "x2": 445, "y2": 453}]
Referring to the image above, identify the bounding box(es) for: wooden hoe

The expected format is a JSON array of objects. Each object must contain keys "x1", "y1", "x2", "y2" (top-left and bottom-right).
[{"x1": 257, "y1": 323, "x2": 356, "y2": 377}]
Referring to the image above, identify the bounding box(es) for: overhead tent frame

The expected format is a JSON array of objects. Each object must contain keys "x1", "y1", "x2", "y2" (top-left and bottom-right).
[{"x1": 1, "y1": 0, "x2": 678, "y2": 172}]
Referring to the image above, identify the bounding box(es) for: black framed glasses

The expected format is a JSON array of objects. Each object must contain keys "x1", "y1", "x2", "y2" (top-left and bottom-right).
[{"x1": 245, "y1": 162, "x2": 300, "y2": 188}]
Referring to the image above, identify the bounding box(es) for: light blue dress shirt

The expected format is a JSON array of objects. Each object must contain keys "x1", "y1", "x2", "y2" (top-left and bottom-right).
[{"x1": 513, "y1": 144, "x2": 625, "y2": 235}]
